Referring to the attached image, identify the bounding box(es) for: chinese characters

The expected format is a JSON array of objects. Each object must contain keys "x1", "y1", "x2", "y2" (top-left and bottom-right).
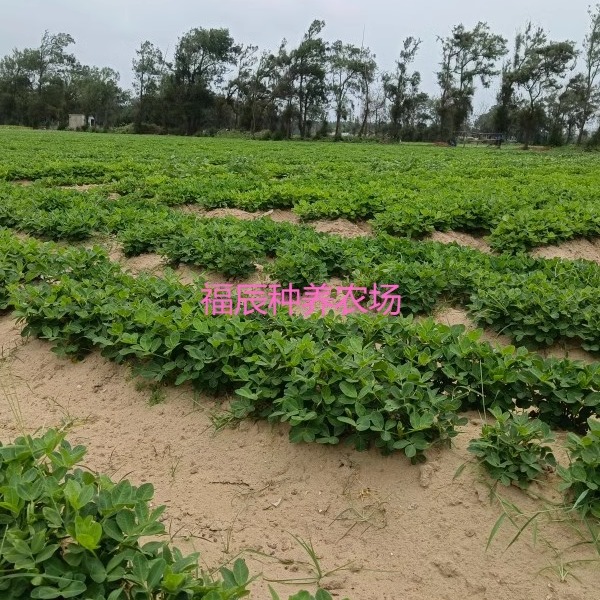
[{"x1": 200, "y1": 283, "x2": 402, "y2": 316}]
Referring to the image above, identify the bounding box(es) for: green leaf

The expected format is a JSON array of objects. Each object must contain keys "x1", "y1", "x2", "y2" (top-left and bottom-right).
[
  {"x1": 74, "y1": 515, "x2": 102, "y2": 551},
  {"x1": 233, "y1": 558, "x2": 249, "y2": 585},
  {"x1": 339, "y1": 381, "x2": 358, "y2": 398}
]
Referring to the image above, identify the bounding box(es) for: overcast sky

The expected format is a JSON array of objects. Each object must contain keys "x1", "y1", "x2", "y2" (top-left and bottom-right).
[{"x1": 0, "y1": 0, "x2": 594, "y2": 113}]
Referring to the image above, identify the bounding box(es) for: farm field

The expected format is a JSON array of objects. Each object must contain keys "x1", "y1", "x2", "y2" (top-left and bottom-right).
[{"x1": 1, "y1": 128, "x2": 600, "y2": 599}]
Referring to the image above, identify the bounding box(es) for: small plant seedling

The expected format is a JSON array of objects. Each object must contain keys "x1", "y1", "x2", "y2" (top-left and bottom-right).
[
  {"x1": 264, "y1": 534, "x2": 353, "y2": 588},
  {"x1": 0, "y1": 429, "x2": 255, "y2": 598},
  {"x1": 210, "y1": 407, "x2": 242, "y2": 432},
  {"x1": 149, "y1": 384, "x2": 167, "y2": 405}
]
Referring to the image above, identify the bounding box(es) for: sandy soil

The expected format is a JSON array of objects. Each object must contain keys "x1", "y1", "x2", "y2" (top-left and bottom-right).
[
  {"x1": 426, "y1": 231, "x2": 493, "y2": 254},
  {"x1": 532, "y1": 238, "x2": 600, "y2": 266},
  {"x1": 60, "y1": 184, "x2": 120, "y2": 200},
  {"x1": 537, "y1": 343, "x2": 597, "y2": 364},
  {"x1": 204, "y1": 208, "x2": 259, "y2": 221},
  {"x1": 433, "y1": 307, "x2": 513, "y2": 347},
  {"x1": 265, "y1": 209, "x2": 302, "y2": 224},
  {"x1": 311, "y1": 219, "x2": 372, "y2": 238},
  {"x1": 61, "y1": 184, "x2": 102, "y2": 192},
  {"x1": 178, "y1": 206, "x2": 373, "y2": 239},
  {"x1": 0, "y1": 313, "x2": 598, "y2": 600}
]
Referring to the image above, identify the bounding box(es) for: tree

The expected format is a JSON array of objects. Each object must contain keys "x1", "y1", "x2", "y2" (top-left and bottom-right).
[
  {"x1": 171, "y1": 28, "x2": 240, "y2": 134},
  {"x1": 493, "y1": 64, "x2": 518, "y2": 137},
  {"x1": 0, "y1": 50, "x2": 32, "y2": 124},
  {"x1": 576, "y1": 4, "x2": 600, "y2": 143},
  {"x1": 383, "y1": 37, "x2": 423, "y2": 140},
  {"x1": 509, "y1": 23, "x2": 577, "y2": 149},
  {"x1": 72, "y1": 66, "x2": 124, "y2": 128},
  {"x1": 226, "y1": 44, "x2": 259, "y2": 128},
  {"x1": 328, "y1": 41, "x2": 375, "y2": 139},
  {"x1": 356, "y1": 51, "x2": 377, "y2": 137},
  {"x1": 437, "y1": 22, "x2": 507, "y2": 138},
  {"x1": 132, "y1": 41, "x2": 164, "y2": 131},
  {"x1": 555, "y1": 74, "x2": 600, "y2": 143},
  {"x1": 289, "y1": 20, "x2": 328, "y2": 138},
  {"x1": 27, "y1": 31, "x2": 76, "y2": 96},
  {"x1": 13, "y1": 31, "x2": 77, "y2": 126}
]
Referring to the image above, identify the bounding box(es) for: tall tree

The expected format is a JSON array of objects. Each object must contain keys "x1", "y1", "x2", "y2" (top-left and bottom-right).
[
  {"x1": 328, "y1": 41, "x2": 375, "y2": 139},
  {"x1": 18, "y1": 31, "x2": 77, "y2": 126},
  {"x1": 493, "y1": 64, "x2": 518, "y2": 137},
  {"x1": 437, "y1": 22, "x2": 507, "y2": 138},
  {"x1": 576, "y1": 4, "x2": 600, "y2": 143},
  {"x1": 509, "y1": 23, "x2": 577, "y2": 149},
  {"x1": 27, "y1": 31, "x2": 76, "y2": 96},
  {"x1": 132, "y1": 41, "x2": 164, "y2": 131},
  {"x1": 171, "y1": 28, "x2": 239, "y2": 134},
  {"x1": 356, "y1": 51, "x2": 377, "y2": 137},
  {"x1": 289, "y1": 20, "x2": 328, "y2": 138},
  {"x1": 383, "y1": 37, "x2": 423, "y2": 140},
  {"x1": 0, "y1": 50, "x2": 32, "y2": 124},
  {"x1": 72, "y1": 66, "x2": 124, "y2": 128},
  {"x1": 226, "y1": 44, "x2": 259, "y2": 128}
]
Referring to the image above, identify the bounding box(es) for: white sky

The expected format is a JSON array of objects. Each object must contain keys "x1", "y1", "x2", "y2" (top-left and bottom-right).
[{"x1": 0, "y1": 0, "x2": 594, "y2": 113}]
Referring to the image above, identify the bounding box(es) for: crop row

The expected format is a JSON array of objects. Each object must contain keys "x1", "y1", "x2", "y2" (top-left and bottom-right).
[
  {"x1": 2, "y1": 132, "x2": 600, "y2": 253},
  {"x1": 100, "y1": 171, "x2": 600, "y2": 254},
  {"x1": 2, "y1": 185, "x2": 600, "y2": 352},
  {"x1": 1, "y1": 230, "x2": 598, "y2": 449}
]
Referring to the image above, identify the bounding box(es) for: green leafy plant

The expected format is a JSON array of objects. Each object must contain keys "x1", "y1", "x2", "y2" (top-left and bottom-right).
[
  {"x1": 0, "y1": 429, "x2": 253, "y2": 599},
  {"x1": 468, "y1": 408, "x2": 557, "y2": 488},
  {"x1": 558, "y1": 418, "x2": 600, "y2": 519},
  {"x1": 269, "y1": 587, "x2": 342, "y2": 600}
]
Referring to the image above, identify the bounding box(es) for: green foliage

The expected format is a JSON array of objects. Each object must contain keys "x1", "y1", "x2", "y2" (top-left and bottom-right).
[
  {"x1": 468, "y1": 408, "x2": 557, "y2": 488},
  {"x1": 0, "y1": 429, "x2": 253, "y2": 599},
  {"x1": 4, "y1": 147, "x2": 600, "y2": 353},
  {"x1": 3, "y1": 131, "x2": 600, "y2": 255},
  {"x1": 1, "y1": 230, "x2": 599, "y2": 449},
  {"x1": 269, "y1": 588, "x2": 342, "y2": 600},
  {"x1": 558, "y1": 418, "x2": 600, "y2": 519}
]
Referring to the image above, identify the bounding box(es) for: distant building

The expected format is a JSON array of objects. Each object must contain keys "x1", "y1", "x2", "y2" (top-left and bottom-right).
[{"x1": 68, "y1": 114, "x2": 95, "y2": 130}]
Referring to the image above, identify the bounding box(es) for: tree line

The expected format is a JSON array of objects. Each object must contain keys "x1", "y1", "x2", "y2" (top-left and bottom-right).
[{"x1": 1, "y1": 8, "x2": 600, "y2": 147}]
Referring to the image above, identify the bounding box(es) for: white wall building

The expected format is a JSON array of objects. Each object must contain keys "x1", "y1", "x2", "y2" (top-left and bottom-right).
[{"x1": 68, "y1": 114, "x2": 95, "y2": 130}]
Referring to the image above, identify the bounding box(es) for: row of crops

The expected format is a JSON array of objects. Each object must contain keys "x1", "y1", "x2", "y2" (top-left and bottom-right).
[
  {"x1": 2, "y1": 182, "x2": 600, "y2": 352},
  {"x1": 2, "y1": 131, "x2": 600, "y2": 252},
  {"x1": 1, "y1": 228, "x2": 599, "y2": 518},
  {"x1": 1, "y1": 229, "x2": 598, "y2": 444},
  {"x1": 0, "y1": 132, "x2": 599, "y2": 596}
]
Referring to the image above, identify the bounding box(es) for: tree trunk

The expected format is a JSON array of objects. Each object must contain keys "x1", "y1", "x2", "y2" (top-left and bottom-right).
[
  {"x1": 523, "y1": 126, "x2": 531, "y2": 150},
  {"x1": 335, "y1": 110, "x2": 342, "y2": 140},
  {"x1": 577, "y1": 123, "x2": 585, "y2": 146}
]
